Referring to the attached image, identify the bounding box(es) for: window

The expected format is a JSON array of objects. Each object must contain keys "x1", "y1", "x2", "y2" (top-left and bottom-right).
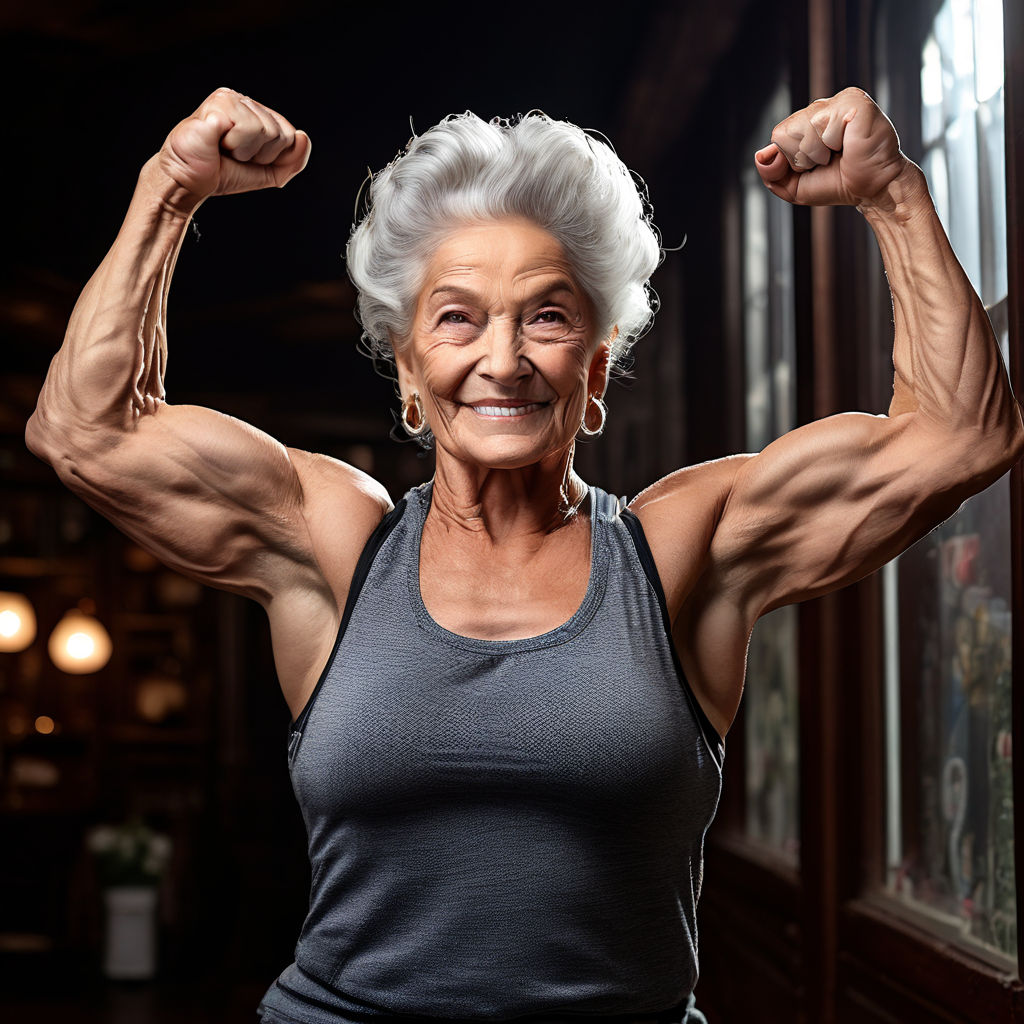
[
  {"x1": 741, "y1": 80, "x2": 800, "y2": 860},
  {"x1": 882, "y1": 0, "x2": 1015, "y2": 962}
]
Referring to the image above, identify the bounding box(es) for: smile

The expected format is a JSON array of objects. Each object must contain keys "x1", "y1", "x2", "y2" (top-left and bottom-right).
[{"x1": 468, "y1": 403, "x2": 547, "y2": 417}]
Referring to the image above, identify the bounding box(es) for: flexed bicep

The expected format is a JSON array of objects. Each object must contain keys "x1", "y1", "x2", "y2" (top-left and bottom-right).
[
  {"x1": 715, "y1": 410, "x2": 995, "y2": 619},
  {"x1": 26, "y1": 88, "x2": 327, "y2": 603},
  {"x1": 726, "y1": 87, "x2": 1024, "y2": 619}
]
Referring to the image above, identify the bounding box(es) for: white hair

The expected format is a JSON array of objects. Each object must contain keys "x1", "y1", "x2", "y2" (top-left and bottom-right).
[{"x1": 345, "y1": 111, "x2": 663, "y2": 373}]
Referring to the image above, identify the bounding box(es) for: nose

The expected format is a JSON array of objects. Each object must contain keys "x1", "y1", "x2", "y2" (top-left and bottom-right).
[{"x1": 479, "y1": 317, "x2": 530, "y2": 384}]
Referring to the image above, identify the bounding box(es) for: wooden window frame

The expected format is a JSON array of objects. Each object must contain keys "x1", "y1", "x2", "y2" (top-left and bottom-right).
[
  {"x1": 820, "y1": 0, "x2": 1024, "y2": 1019},
  {"x1": 635, "y1": 2, "x2": 1024, "y2": 1019}
]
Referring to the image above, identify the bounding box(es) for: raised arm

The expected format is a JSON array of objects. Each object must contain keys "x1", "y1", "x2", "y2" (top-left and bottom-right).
[
  {"x1": 726, "y1": 88, "x2": 1024, "y2": 608},
  {"x1": 635, "y1": 88, "x2": 1024, "y2": 737},
  {"x1": 26, "y1": 90, "x2": 390, "y2": 699}
]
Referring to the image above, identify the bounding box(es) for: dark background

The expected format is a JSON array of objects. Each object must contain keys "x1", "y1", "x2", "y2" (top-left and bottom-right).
[
  {"x1": 1, "y1": 1, "x2": 763, "y2": 1020},
  {"x1": 3, "y1": 0, "x2": 727, "y2": 437}
]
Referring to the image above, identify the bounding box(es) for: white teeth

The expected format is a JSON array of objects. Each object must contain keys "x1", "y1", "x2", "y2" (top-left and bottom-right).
[{"x1": 471, "y1": 403, "x2": 542, "y2": 417}]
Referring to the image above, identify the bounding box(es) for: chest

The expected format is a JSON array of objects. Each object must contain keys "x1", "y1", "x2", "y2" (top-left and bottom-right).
[
  {"x1": 289, "y1": 494, "x2": 723, "y2": 825},
  {"x1": 293, "y1": 595, "x2": 719, "y2": 825},
  {"x1": 418, "y1": 514, "x2": 592, "y2": 640}
]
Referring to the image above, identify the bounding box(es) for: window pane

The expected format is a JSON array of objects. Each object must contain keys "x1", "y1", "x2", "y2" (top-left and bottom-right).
[
  {"x1": 886, "y1": 478, "x2": 1015, "y2": 960},
  {"x1": 884, "y1": 0, "x2": 1014, "y2": 962},
  {"x1": 741, "y1": 80, "x2": 799, "y2": 861},
  {"x1": 745, "y1": 603, "x2": 799, "y2": 856}
]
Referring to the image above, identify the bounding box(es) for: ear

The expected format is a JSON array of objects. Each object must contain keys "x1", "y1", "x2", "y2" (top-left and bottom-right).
[
  {"x1": 393, "y1": 340, "x2": 418, "y2": 401},
  {"x1": 588, "y1": 328, "x2": 616, "y2": 399}
]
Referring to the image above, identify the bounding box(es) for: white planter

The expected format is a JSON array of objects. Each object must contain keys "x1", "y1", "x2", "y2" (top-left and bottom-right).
[{"x1": 103, "y1": 886, "x2": 158, "y2": 979}]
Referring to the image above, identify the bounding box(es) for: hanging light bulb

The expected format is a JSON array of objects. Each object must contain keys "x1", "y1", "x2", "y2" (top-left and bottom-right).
[
  {"x1": 48, "y1": 604, "x2": 112, "y2": 674},
  {"x1": 0, "y1": 592, "x2": 37, "y2": 653}
]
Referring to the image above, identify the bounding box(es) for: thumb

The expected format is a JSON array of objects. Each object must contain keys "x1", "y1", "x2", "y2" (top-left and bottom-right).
[
  {"x1": 269, "y1": 129, "x2": 312, "y2": 187},
  {"x1": 754, "y1": 143, "x2": 791, "y2": 184}
]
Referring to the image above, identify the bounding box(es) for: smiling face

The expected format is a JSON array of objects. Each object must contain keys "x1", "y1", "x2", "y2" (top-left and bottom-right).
[{"x1": 394, "y1": 218, "x2": 611, "y2": 472}]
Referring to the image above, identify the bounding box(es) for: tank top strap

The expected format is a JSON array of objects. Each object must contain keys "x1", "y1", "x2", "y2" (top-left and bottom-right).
[{"x1": 589, "y1": 485, "x2": 629, "y2": 522}]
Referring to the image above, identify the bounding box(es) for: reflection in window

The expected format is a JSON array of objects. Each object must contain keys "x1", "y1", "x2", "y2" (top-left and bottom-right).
[
  {"x1": 883, "y1": 0, "x2": 1014, "y2": 961},
  {"x1": 741, "y1": 80, "x2": 799, "y2": 860}
]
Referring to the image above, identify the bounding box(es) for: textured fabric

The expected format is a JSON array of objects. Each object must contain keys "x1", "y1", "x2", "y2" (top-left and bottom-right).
[
  {"x1": 257, "y1": 991, "x2": 707, "y2": 1024},
  {"x1": 259, "y1": 482, "x2": 723, "y2": 1023}
]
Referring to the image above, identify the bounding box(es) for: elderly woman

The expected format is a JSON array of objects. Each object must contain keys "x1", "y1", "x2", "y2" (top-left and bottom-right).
[{"x1": 27, "y1": 88, "x2": 1022, "y2": 1023}]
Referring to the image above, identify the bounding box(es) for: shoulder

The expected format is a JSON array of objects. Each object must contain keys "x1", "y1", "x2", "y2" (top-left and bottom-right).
[
  {"x1": 627, "y1": 455, "x2": 754, "y2": 616},
  {"x1": 288, "y1": 448, "x2": 394, "y2": 594},
  {"x1": 629, "y1": 454, "x2": 753, "y2": 516},
  {"x1": 289, "y1": 448, "x2": 393, "y2": 513}
]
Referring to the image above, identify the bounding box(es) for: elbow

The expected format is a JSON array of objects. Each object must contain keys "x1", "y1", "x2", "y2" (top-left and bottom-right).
[
  {"x1": 958, "y1": 399, "x2": 1024, "y2": 486},
  {"x1": 1002, "y1": 402, "x2": 1024, "y2": 474},
  {"x1": 990, "y1": 397, "x2": 1024, "y2": 472},
  {"x1": 25, "y1": 404, "x2": 62, "y2": 467},
  {"x1": 25, "y1": 398, "x2": 106, "y2": 486},
  {"x1": 25, "y1": 387, "x2": 86, "y2": 468},
  {"x1": 25, "y1": 405, "x2": 84, "y2": 493}
]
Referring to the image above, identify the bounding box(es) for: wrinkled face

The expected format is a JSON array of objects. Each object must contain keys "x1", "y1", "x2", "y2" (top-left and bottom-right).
[{"x1": 395, "y1": 218, "x2": 610, "y2": 470}]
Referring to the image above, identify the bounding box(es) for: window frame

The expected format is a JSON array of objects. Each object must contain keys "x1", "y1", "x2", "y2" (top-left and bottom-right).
[
  {"x1": 831, "y1": 0, "x2": 1024, "y2": 1017},
  {"x1": 644, "y1": 1, "x2": 1024, "y2": 1018}
]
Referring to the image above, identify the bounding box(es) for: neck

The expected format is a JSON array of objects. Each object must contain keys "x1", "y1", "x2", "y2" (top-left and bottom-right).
[{"x1": 428, "y1": 444, "x2": 588, "y2": 541}]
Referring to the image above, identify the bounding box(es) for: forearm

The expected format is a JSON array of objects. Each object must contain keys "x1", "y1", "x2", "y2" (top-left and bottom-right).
[
  {"x1": 863, "y1": 164, "x2": 1020, "y2": 448},
  {"x1": 28, "y1": 158, "x2": 199, "y2": 455}
]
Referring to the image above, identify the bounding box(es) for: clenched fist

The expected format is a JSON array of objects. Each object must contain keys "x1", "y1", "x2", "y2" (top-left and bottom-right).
[
  {"x1": 754, "y1": 87, "x2": 920, "y2": 209},
  {"x1": 150, "y1": 88, "x2": 311, "y2": 212}
]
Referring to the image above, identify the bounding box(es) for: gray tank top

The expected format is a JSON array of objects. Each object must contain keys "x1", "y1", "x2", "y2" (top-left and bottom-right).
[{"x1": 258, "y1": 482, "x2": 723, "y2": 1024}]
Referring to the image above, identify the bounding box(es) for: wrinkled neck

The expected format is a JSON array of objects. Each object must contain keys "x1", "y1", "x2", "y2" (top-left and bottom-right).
[{"x1": 428, "y1": 444, "x2": 587, "y2": 542}]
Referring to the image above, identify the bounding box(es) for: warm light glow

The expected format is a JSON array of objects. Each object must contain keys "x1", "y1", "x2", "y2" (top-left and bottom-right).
[
  {"x1": 35, "y1": 715, "x2": 55, "y2": 735},
  {"x1": 0, "y1": 592, "x2": 37, "y2": 652},
  {"x1": 48, "y1": 609, "x2": 112, "y2": 674},
  {"x1": 66, "y1": 631, "x2": 96, "y2": 660}
]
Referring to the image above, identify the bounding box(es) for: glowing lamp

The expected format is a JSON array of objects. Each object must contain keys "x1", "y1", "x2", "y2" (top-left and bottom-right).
[
  {"x1": 0, "y1": 592, "x2": 37, "y2": 652},
  {"x1": 48, "y1": 608, "x2": 112, "y2": 674}
]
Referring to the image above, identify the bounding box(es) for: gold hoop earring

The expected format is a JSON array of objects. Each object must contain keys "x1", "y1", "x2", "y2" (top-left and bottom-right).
[
  {"x1": 401, "y1": 392, "x2": 427, "y2": 436},
  {"x1": 579, "y1": 395, "x2": 607, "y2": 437}
]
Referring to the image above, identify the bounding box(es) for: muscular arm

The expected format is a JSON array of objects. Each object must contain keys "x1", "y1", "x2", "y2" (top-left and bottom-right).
[
  {"x1": 28, "y1": 163, "x2": 303, "y2": 600},
  {"x1": 26, "y1": 91, "x2": 389, "y2": 614},
  {"x1": 637, "y1": 89, "x2": 1024, "y2": 737},
  {"x1": 725, "y1": 101, "x2": 1024, "y2": 617}
]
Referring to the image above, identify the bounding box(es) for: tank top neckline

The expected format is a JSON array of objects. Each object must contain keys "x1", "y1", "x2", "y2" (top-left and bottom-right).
[{"x1": 406, "y1": 479, "x2": 610, "y2": 654}]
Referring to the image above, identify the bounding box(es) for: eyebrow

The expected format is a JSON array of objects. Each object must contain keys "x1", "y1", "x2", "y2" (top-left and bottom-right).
[{"x1": 426, "y1": 280, "x2": 579, "y2": 305}]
